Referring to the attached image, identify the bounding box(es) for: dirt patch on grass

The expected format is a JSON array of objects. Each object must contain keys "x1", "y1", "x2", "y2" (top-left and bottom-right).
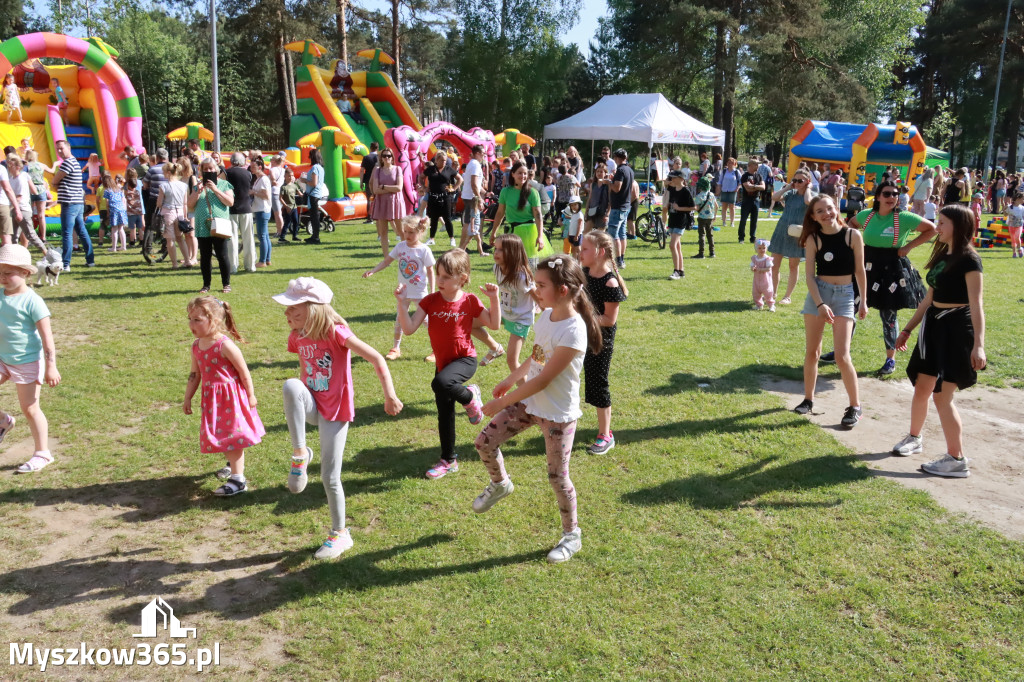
[{"x1": 764, "y1": 375, "x2": 1024, "y2": 541}]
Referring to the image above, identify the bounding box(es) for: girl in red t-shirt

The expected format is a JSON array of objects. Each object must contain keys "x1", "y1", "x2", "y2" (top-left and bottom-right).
[
  {"x1": 396, "y1": 249, "x2": 501, "y2": 479},
  {"x1": 273, "y1": 277, "x2": 403, "y2": 559}
]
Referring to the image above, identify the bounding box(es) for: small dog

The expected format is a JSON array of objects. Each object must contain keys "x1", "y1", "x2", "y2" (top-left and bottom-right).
[{"x1": 35, "y1": 248, "x2": 62, "y2": 286}]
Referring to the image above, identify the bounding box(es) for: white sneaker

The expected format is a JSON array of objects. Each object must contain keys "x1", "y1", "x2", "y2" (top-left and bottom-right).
[
  {"x1": 313, "y1": 528, "x2": 353, "y2": 559},
  {"x1": 921, "y1": 453, "x2": 970, "y2": 478},
  {"x1": 891, "y1": 434, "x2": 923, "y2": 457},
  {"x1": 546, "y1": 528, "x2": 582, "y2": 563},
  {"x1": 450, "y1": 238, "x2": 457, "y2": 247},
  {"x1": 472, "y1": 478, "x2": 514, "y2": 513},
  {"x1": 288, "y1": 447, "x2": 313, "y2": 493},
  {"x1": 426, "y1": 238, "x2": 435, "y2": 246}
]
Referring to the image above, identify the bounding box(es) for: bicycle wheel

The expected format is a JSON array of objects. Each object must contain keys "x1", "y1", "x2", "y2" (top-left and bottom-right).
[
  {"x1": 636, "y1": 213, "x2": 658, "y2": 243},
  {"x1": 657, "y1": 217, "x2": 667, "y2": 249}
]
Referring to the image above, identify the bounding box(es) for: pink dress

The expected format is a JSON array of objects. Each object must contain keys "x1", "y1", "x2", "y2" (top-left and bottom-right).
[
  {"x1": 193, "y1": 336, "x2": 265, "y2": 454},
  {"x1": 370, "y1": 165, "x2": 407, "y2": 221},
  {"x1": 751, "y1": 254, "x2": 774, "y2": 306}
]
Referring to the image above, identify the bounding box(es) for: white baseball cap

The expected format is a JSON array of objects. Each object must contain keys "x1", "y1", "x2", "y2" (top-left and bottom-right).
[{"x1": 272, "y1": 277, "x2": 333, "y2": 306}]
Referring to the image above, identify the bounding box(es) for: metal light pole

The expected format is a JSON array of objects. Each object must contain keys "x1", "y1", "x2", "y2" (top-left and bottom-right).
[
  {"x1": 983, "y1": 0, "x2": 1013, "y2": 178},
  {"x1": 210, "y1": 0, "x2": 221, "y2": 154}
]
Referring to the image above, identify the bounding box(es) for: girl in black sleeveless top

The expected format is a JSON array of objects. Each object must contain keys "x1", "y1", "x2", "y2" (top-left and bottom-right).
[
  {"x1": 892, "y1": 204, "x2": 986, "y2": 479},
  {"x1": 792, "y1": 195, "x2": 867, "y2": 428}
]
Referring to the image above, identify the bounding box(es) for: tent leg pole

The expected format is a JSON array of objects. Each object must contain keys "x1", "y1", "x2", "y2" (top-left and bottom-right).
[{"x1": 590, "y1": 140, "x2": 594, "y2": 176}]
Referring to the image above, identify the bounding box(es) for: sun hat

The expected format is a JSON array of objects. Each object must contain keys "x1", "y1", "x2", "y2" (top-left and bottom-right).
[
  {"x1": 272, "y1": 277, "x2": 333, "y2": 306},
  {"x1": 568, "y1": 195, "x2": 582, "y2": 205},
  {"x1": 0, "y1": 244, "x2": 38, "y2": 274}
]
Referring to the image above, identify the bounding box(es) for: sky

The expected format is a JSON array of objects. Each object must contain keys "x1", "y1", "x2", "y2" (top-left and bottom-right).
[{"x1": 561, "y1": 0, "x2": 607, "y2": 57}]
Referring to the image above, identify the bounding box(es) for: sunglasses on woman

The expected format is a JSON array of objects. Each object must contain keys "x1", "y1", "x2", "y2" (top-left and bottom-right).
[{"x1": 880, "y1": 191, "x2": 899, "y2": 198}]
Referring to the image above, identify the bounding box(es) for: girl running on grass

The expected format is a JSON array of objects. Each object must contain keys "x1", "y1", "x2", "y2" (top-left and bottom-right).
[
  {"x1": 0, "y1": 245, "x2": 60, "y2": 473},
  {"x1": 471, "y1": 255, "x2": 602, "y2": 563},
  {"x1": 474, "y1": 234, "x2": 536, "y2": 373},
  {"x1": 364, "y1": 215, "x2": 435, "y2": 361},
  {"x1": 273, "y1": 277, "x2": 403, "y2": 559},
  {"x1": 183, "y1": 296, "x2": 264, "y2": 496},
  {"x1": 892, "y1": 204, "x2": 986, "y2": 479},
  {"x1": 577, "y1": 231, "x2": 628, "y2": 455},
  {"x1": 395, "y1": 249, "x2": 501, "y2": 479}
]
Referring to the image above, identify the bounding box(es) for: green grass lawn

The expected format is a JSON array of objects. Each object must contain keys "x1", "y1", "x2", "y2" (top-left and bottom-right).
[{"x1": 0, "y1": 217, "x2": 1022, "y2": 680}]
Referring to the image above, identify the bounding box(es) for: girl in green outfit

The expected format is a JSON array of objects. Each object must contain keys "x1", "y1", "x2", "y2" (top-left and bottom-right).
[{"x1": 491, "y1": 161, "x2": 554, "y2": 268}]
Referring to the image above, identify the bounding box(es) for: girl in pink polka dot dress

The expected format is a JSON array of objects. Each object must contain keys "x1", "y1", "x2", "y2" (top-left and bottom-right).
[{"x1": 184, "y1": 296, "x2": 265, "y2": 496}]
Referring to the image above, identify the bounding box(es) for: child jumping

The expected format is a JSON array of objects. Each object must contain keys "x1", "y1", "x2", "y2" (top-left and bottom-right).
[
  {"x1": 751, "y1": 239, "x2": 775, "y2": 311},
  {"x1": 0, "y1": 245, "x2": 60, "y2": 473},
  {"x1": 578, "y1": 231, "x2": 628, "y2": 454},
  {"x1": 273, "y1": 277, "x2": 403, "y2": 559},
  {"x1": 471, "y1": 255, "x2": 603, "y2": 563},
  {"x1": 183, "y1": 296, "x2": 264, "y2": 496},
  {"x1": 395, "y1": 248, "x2": 501, "y2": 479},
  {"x1": 364, "y1": 215, "x2": 436, "y2": 361}
]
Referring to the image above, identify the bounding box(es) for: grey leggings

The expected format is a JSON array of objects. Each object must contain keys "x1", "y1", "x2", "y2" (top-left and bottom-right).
[{"x1": 283, "y1": 378, "x2": 350, "y2": 531}]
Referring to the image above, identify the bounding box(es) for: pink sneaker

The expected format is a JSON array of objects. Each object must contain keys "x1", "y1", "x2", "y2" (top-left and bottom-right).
[
  {"x1": 426, "y1": 459, "x2": 459, "y2": 479},
  {"x1": 464, "y1": 384, "x2": 484, "y2": 424}
]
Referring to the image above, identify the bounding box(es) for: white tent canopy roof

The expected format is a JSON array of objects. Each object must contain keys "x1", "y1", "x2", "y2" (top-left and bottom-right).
[{"x1": 543, "y1": 93, "x2": 725, "y2": 147}]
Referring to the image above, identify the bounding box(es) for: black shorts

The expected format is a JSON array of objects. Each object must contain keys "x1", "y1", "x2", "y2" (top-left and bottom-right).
[{"x1": 628, "y1": 204, "x2": 637, "y2": 222}]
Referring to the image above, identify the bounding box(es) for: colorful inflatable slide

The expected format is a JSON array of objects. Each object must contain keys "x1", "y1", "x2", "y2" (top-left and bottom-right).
[{"x1": 0, "y1": 33, "x2": 144, "y2": 223}]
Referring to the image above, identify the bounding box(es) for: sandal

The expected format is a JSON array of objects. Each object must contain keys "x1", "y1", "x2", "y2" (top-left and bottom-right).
[
  {"x1": 222, "y1": 286, "x2": 232, "y2": 293},
  {"x1": 199, "y1": 287, "x2": 210, "y2": 294},
  {"x1": 424, "y1": 352, "x2": 436, "y2": 364},
  {"x1": 16, "y1": 452, "x2": 54, "y2": 473},
  {"x1": 779, "y1": 297, "x2": 792, "y2": 305},
  {"x1": 385, "y1": 348, "x2": 401, "y2": 361},
  {"x1": 213, "y1": 477, "x2": 247, "y2": 496},
  {"x1": 480, "y1": 346, "x2": 505, "y2": 367}
]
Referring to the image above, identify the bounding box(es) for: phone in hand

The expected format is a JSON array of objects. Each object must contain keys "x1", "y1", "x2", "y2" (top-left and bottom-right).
[{"x1": 202, "y1": 171, "x2": 219, "y2": 185}]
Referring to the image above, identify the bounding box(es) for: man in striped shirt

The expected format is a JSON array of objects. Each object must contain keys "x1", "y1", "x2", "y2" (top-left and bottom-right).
[{"x1": 53, "y1": 139, "x2": 93, "y2": 270}]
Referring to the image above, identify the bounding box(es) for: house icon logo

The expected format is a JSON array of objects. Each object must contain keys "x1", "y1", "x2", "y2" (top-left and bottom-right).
[{"x1": 133, "y1": 597, "x2": 197, "y2": 639}]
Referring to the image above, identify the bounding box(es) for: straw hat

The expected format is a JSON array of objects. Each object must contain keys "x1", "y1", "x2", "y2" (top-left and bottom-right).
[{"x1": 0, "y1": 244, "x2": 38, "y2": 274}]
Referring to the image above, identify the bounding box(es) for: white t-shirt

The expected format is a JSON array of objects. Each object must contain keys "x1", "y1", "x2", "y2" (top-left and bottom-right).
[
  {"x1": 680, "y1": 168, "x2": 692, "y2": 183},
  {"x1": 1007, "y1": 204, "x2": 1024, "y2": 228},
  {"x1": 0, "y1": 165, "x2": 10, "y2": 206},
  {"x1": 9, "y1": 173, "x2": 33, "y2": 211},
  {"x1": 390, "y1": 241, "x2": 436, "y2": 300},
  {"x1": 268, "y1": 166, "x2": 285, "y2": 195},
  {"x1": 524, "y1": 309, "x2": 587, "y2": 422},
  {"x1": 495, "y1": 266, "x2": 535, "y2": 326},
  {"x1": 461, "y1": 159, "x2": 482, "y2": 200},
  {"x1": 923, "y1": 201, "x2": 937, "y2": 221},
  {"x1": 563, "y1": 211, "x2": 583, "y2": 237},
  {"x1": 604, "y1": 159, "x2": 616, "y2": 175},
  {"x1": 251, "y1": 175, "x2": 272, "y2": 213}
]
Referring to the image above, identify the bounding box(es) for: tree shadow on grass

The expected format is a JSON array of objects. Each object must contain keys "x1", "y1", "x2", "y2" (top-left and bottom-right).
[
  {"x1": 622, "y1": 454, "x2": 869, "y2": 510},
  {"x1": 635, "y1": 300, "x2": 753, "y2": 315},
  {"x1": 644, "y1": 365, "x2": 803, "y2": 396}
]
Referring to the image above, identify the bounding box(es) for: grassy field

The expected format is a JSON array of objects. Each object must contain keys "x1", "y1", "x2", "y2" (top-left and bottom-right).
[{"x1": 0, "y1": 216, "x2": 1022, "y2": 680}]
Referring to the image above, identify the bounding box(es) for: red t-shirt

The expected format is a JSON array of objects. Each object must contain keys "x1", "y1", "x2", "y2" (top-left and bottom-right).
[
  {"x1": 419, "y1": 291, "x2": 485, "y2": 370},
  {"x1": 287, "y1": 323, "x2": 354, "y2": 422}
]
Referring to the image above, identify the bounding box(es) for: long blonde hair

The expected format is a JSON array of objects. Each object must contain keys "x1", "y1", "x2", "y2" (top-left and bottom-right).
[
  {"x1": 301, "y1": 302, "x2": 347, "y2": 341},
  {"x1": 582, "y1": 231, "x2": 629, "y2": 297}
]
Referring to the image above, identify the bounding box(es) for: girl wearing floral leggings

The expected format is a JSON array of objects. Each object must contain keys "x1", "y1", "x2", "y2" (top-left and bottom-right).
[{"x1": 471, "y1": 255, "x2": 602, "y2": 564}]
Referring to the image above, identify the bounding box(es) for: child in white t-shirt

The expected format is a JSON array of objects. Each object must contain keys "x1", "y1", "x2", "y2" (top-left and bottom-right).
[
  {"x1": 5, "y1": 156, "x2": 47, "y2": 255},
  {"x1": 364, "y1": 215, "x2": 436, "y2": 359},
  {"x1": 561, "y1": 195, "x2": 584, "y2": 258},
  {"x1": 1006, "y1": 192, "x2": 1024, "y2": 258},
  {"x1": 471, "y1": 255, "x2": 601, "y2": 564},
  {"x1": 923, "y1": 194, "x2": 937, "y2": 222},
  {"x1": 476, "y1": 233, "x2": 536, "y2": 374}
]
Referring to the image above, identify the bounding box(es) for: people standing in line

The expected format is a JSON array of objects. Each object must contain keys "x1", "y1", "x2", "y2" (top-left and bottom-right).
[
  {"x1": 52, "y1": 139, "x2": 93, "y2": 270},
  {"x1": 361, "y1": 142, "x2": 379, "y2": 224},
  {"x1": 738, "y1": 159, "x2": 765, "y2": 243},
  {"x1": 303, "y1": 148, "x2": 328, "y2": 245},
  {"x1": 792, "y1": 195, "x2": 868, "y2": 427},
  {"x1": 848, "y1": 180, "x2": 936, "y2": 375},
  {"x1": 188, "y1": 157, "x2": 235, "y2": 294},
  {"x1": 370, "y1": 146, "x2": 406, "y2": 255},
  {"x1": 768, "y1": 169, "x2": 815, "y2": 305},
  {"x1": 223, "y1": 152, "x2": 255, "y2": 273},
  {"x1": 891, "y1": 204, "x2": 985, "y2": 479}
]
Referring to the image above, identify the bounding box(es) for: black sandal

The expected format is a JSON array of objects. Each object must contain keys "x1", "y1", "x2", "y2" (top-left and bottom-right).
[
  {"x1": 213, "y1": 478, "x2": 247, "y2": 496},
  {"x1": 793, "y1": 399, "x2": 814, "y2": 415}
]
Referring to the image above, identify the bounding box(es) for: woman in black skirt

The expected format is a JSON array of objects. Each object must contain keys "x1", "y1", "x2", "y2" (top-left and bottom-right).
[{"x1": 892, "y1": 204, "x2": 986, "y2": 478}]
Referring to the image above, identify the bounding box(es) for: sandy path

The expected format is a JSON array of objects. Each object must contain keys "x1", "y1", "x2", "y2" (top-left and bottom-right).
[{"x1": 764, "y1": 375, "x2": 1024, "y2": 541}]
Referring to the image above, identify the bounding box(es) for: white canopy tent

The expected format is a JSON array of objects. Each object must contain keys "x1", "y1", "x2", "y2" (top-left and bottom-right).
[{"x1": 543, "y1": 93, "x2": 725, "y2": 147}]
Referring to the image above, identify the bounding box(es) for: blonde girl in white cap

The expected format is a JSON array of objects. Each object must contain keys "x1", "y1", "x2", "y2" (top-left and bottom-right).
[
  {"x1": 0, "y1": 244, "x2": 61, "y2": 472},
  {"x1": 273, "y1": 277, "x2": 403, "y2": 559}
]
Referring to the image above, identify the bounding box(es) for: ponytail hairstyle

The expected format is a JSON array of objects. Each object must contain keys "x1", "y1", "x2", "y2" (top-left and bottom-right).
[
  {"x1": 399, "y1": 214, "x2": 429, "y2": 236},
  {"x1": 536, "y1": 255, "x2": 602, "y2": 355},
  {"x1": 187, "y1": 296, "x2": 244, "y2": 342},
  {"x1": 163, "y1": 161, "x2": 181, "y2": 180},
  {"x1": 510, "y1": 160, "x2": 531, "y2": 210},
  {"x1": 301, "y1": 302, "x2": 347, "y2": 341},
  {"x1": 799, "y1": 194, "x2": 843, "y2": 248},
  {"x1": 493, "y1": 233, "x2": 532, "y2": 288},
  {"x1": 582, "y1": 230, "x2": 629, "y2": 298},
  {"x1": 925, "y1": 204, "x2": 977, "y2": 271}
]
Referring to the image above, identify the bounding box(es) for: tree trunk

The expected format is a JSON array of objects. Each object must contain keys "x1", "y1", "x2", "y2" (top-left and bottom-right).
[
  {"x1": 275, "y1": 10, "x2": 291, "y2": 140},
  {"x1": 1004, "y1": 92, "x2": 1023, "y2": 172},
  {"x1": 722, "y1": 0, "x2": 740, "y2": 160},
  {"x1": 391, "y1": 0, "x2": 401, "y2": 88},
  {"x1": 336, "y1": 0, "x2": 348, "y2": 63},
  {"x1": 284, "y1": 50, "x2": 296, "y2": 117}
]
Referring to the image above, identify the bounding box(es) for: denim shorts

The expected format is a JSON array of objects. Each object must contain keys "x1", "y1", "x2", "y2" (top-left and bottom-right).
[
  {"x1": 669, "y1": 227, "x2": 685, "y2": 235},
  {"x1": 802, "y1": 279, "x2": 856, "y2": 318},
  {"x1": 608, "y1": 206, "x2": 629, "y2": 240},
  {"x1": 502, "y1": 318, "x2": 531, "y2": 338},
  {"x1": 720, "y1": 190, "x2": 737, "y2": 205}
]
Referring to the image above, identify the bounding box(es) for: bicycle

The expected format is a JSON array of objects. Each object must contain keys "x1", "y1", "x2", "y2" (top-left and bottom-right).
[{"x1": 635, "y1": 187, "x2": 667, "y2": 249}]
